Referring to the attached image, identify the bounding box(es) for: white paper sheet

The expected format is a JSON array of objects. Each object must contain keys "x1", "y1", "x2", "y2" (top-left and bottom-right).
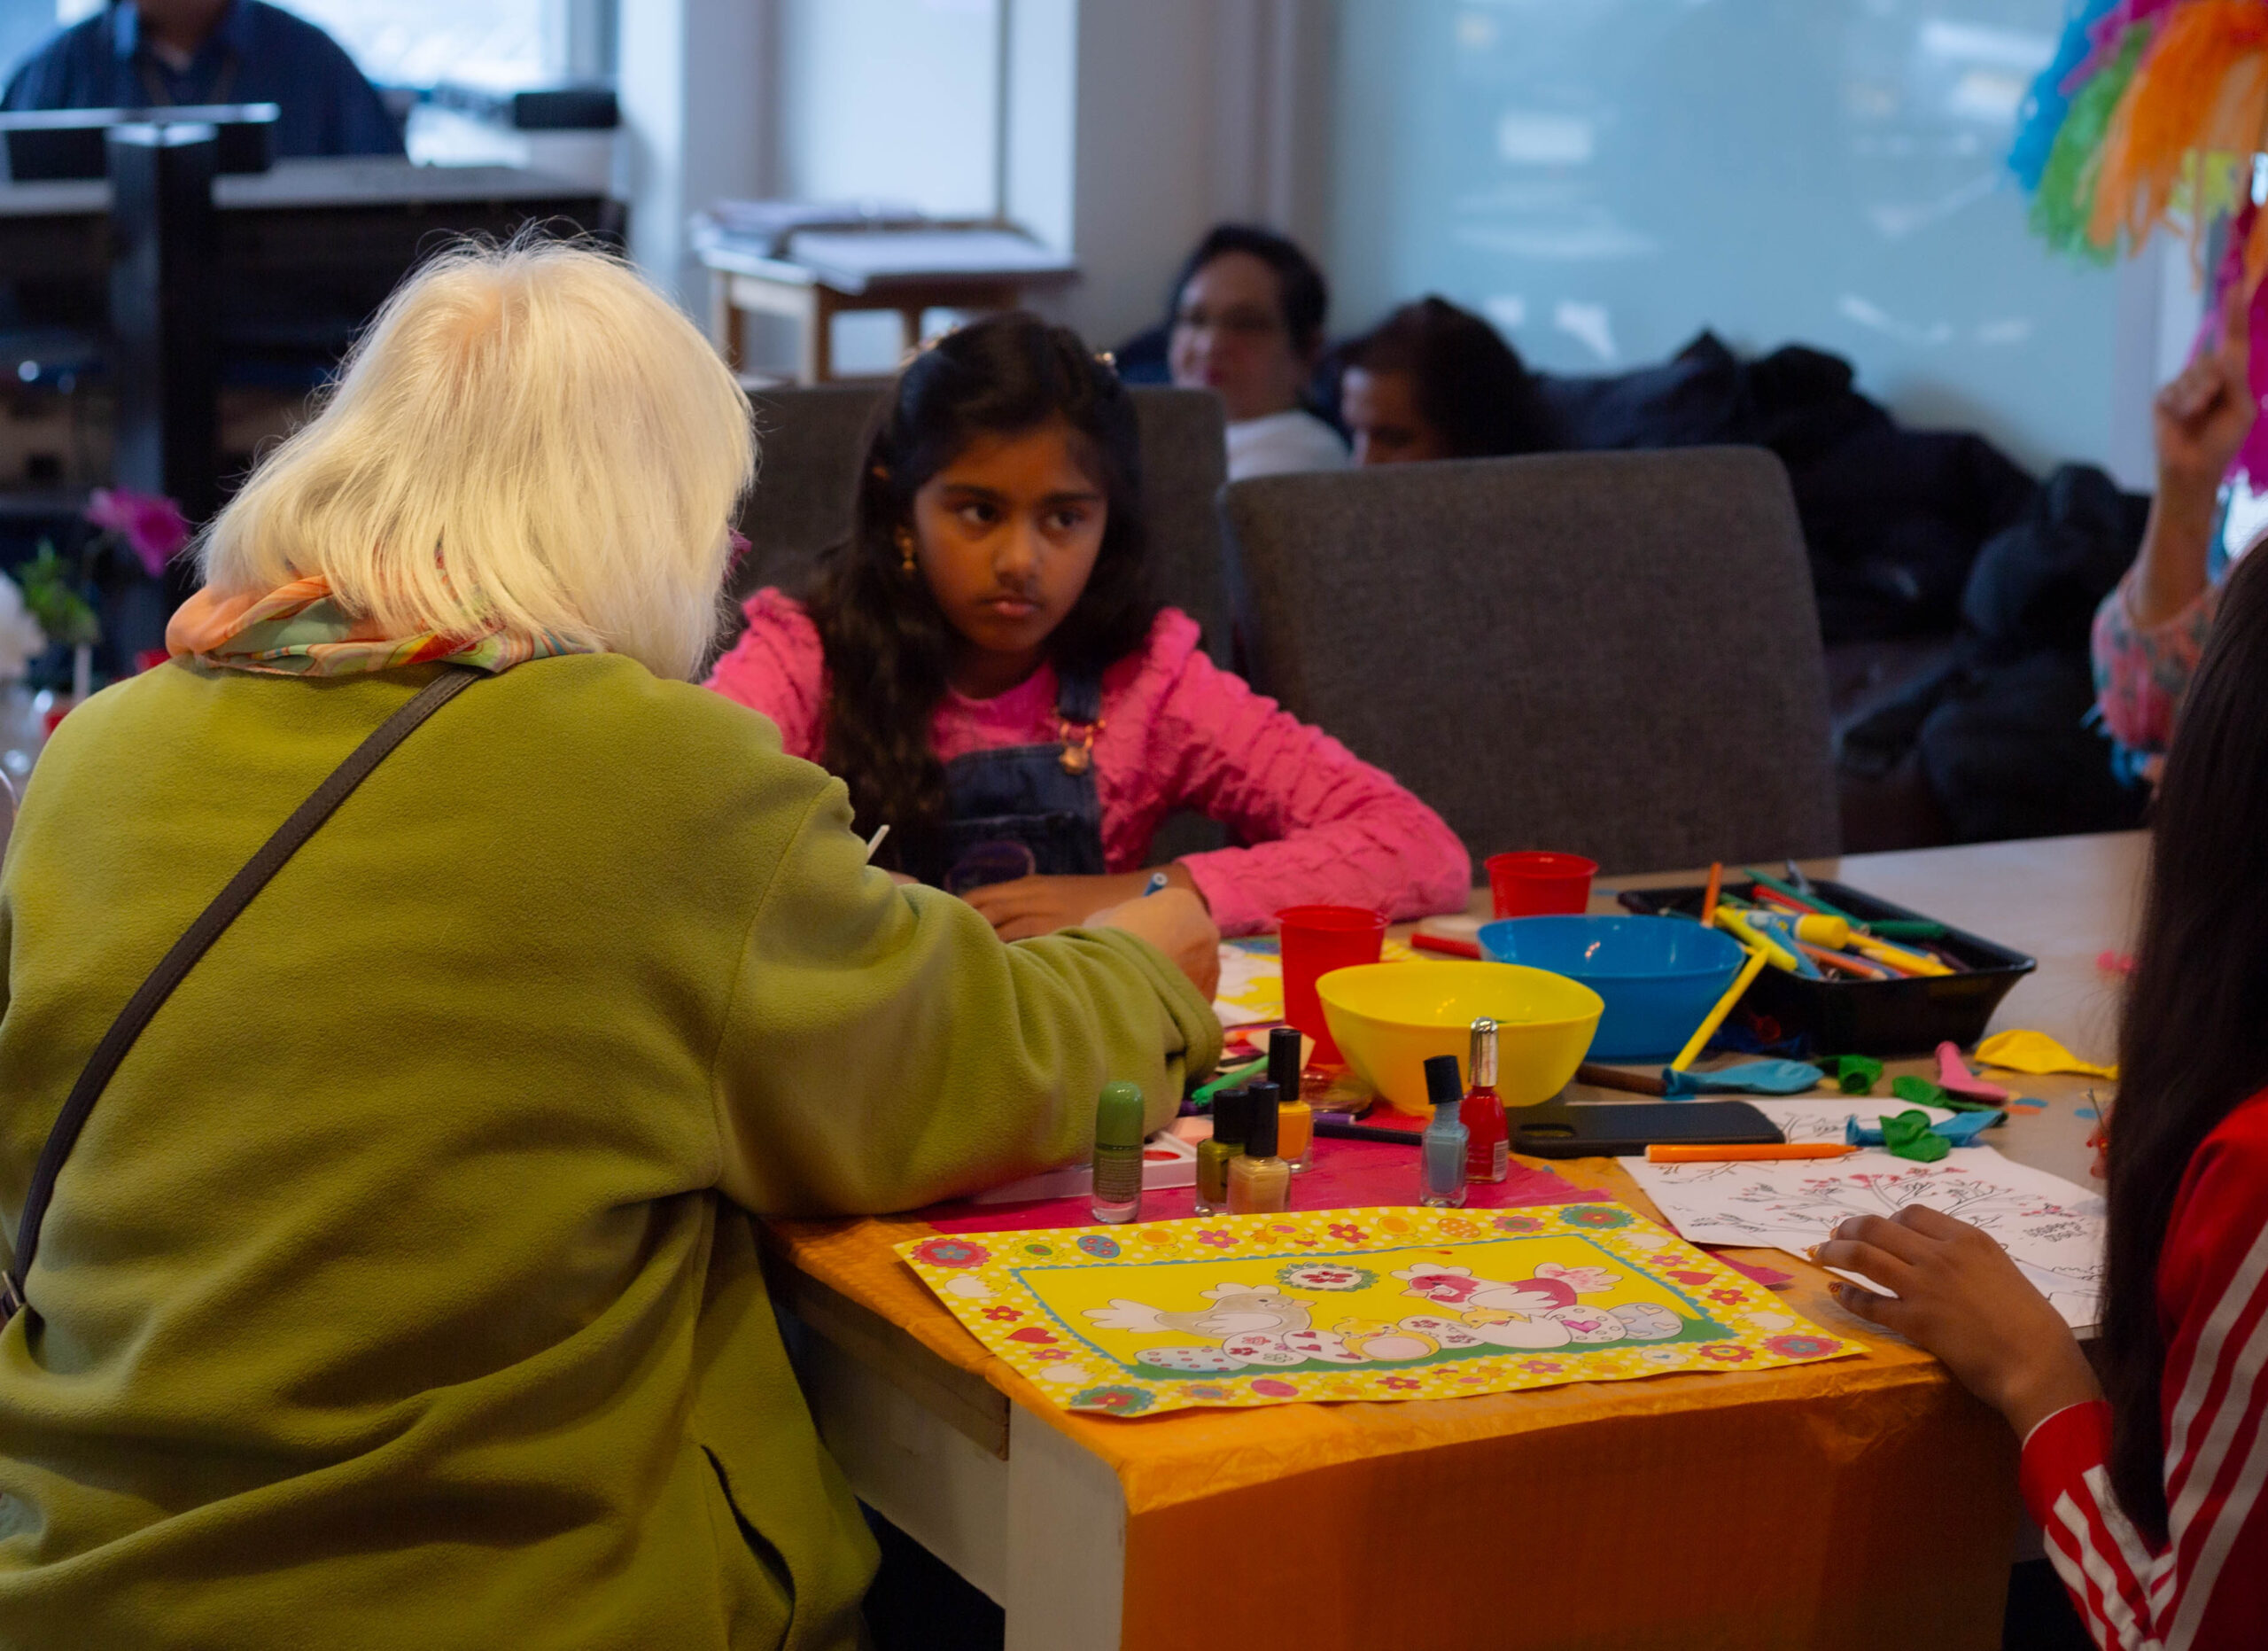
[
  {"x1": 1626, "y1": 1145, "x2": 2104, "y2": 1330},
  {"x1": 1741, "y1": 1096, "x2": 1954, "y2": 1144}
]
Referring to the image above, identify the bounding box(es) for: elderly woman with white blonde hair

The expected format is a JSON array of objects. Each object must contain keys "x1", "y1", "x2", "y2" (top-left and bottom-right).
[{"x1": 0, "y1": 240, "x2": 1220, "y2": 1649}]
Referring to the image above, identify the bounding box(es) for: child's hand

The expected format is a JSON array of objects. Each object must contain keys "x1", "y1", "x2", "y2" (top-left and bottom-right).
[
  {"x1": 961, "y1": 867, "x2": 1201, "y2": 941},
  {"x1": 2157, "y1": 280, "x2": 2257, "y2": 493},
  {"x1": 1093, "y1": 887, "x2": 1221, "y2": 998},
  {"x1": 1812, "y1": 1205, "x2": 2100, "y2": 1437}
]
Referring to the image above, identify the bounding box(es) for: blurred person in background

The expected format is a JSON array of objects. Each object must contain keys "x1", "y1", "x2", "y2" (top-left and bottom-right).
[
  {"x1": 1337, "y1": 296, "x2": 1557, "y2": 465},
  {"x1": 1167, "y1": 223, "x2": 1348, "y2": 480},
  {"x1": 3, "y1": 0, "x2": 403, "y2": 158}
]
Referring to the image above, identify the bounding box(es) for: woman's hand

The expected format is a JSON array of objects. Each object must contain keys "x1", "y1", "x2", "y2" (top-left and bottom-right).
[
  {"x1": 2133, "y1": 284, "x2": 2258, "y2": 627},
  {"x1": 1813, "y1": 1205, "x2": 2101, "y2": 1438},
  {"x1": 960, "y1": 864, "x2": 1202, "y2": 941},
  {"x1": 1092, "y1": 887, "x2": 1221, "y2": 999}
]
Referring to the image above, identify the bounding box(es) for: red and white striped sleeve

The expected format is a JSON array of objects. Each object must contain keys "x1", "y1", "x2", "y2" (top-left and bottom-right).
[{"x1": 2019, "y1": 1095, "x2": 2268, "y2": 1651}]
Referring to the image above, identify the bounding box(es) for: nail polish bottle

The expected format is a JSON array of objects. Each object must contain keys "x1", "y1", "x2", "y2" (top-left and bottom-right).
[
  {"x1": 1419, "y1": 1054, "x2": 1469, "y2": 1208},
  {"x1": 1462, "y1": 1017, "x2": 1508, "y2": 1184},
  {"x1": 1192, "y1": 1086, "x2": 1247, "y2": 1216},
  {"x1": 1090, "y1": 1080, "x2": 1146, "y2": 1225},
  {"x1": 1267, "y1": 1026, "x2": 1314, "y2": 1171},
  {"x1": 1227, "y1": 1081, "x2": 1292, "y2": 1214}
]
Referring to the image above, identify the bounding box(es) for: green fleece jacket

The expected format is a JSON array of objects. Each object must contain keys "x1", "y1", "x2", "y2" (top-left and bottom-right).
[{"x1": 0, "y1": 655, "x2": 1218, "y2": 1649}]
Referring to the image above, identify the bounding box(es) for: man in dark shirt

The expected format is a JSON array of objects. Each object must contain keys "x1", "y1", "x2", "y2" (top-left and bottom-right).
[{"x1": 3, "y1": 1, "x2": 402, "y2": 159}]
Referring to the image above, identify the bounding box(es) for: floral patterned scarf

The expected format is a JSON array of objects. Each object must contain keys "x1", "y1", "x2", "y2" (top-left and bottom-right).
[{"x1": 166, "y1": 576, "x2": 594, "y2": 677}]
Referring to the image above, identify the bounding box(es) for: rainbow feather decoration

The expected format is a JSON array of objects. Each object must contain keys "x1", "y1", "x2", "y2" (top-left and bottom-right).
[{"x1": 2016, "y1": 0, "x2": 2268, "y2": 282}]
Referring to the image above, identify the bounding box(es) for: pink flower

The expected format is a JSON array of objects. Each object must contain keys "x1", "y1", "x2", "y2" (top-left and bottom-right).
[
  {"x1": 981, "y1": 1306, "x2": 1022, "y2": 1321},
  {"x1": 1523, "y1": 1360, "x2": 1565, "y2": 1375},
  {"x1": 1196, "y1": 1228, "x2": 1237, "y2": 1248},
  {"x1": 1698, "y1": 1343, "x2": 1755, "y2": 1364},
  {"x1": 1380, "y1": 1375, "x2": 1421, "y2": 1390},
  {"x1": 1708, "y1": 1288, "x2": 1747, "y2": 1304},
  {"x1": 1763, "y1": 1334, "x2": 1843, "y2": 1359},
  {"x1": 1326, "y1": 1223, "x2": 1366, "y2": 1242},
  {"x1": 86, "y1": 488, "x2": 190, "y2": 578}
]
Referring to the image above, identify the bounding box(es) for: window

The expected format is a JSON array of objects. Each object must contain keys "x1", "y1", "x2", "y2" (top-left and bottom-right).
[{"x1": 274, "y1": 0, "x2": 555, "y2": 88}]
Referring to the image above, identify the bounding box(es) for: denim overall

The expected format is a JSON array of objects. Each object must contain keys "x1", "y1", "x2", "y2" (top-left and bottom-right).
[{"x1": 928, "y1": 673, "x2": 1107, "y2": 891}]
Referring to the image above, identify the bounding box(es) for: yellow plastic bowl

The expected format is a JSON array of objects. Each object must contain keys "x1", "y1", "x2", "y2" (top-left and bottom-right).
[{"x1": 1317, "y1": 961, "x2": 1604, "y2": 1117}]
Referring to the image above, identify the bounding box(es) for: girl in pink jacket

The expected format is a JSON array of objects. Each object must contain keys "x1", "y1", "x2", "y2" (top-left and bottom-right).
[{"x1": 705, "y1": 313, "x2": 1470, "y2": 938}]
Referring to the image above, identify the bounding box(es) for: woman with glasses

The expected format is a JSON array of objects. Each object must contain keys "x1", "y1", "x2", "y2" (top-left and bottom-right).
[{"x1": 1165, "y1": 223, "x2": 1348, "y2": 481}]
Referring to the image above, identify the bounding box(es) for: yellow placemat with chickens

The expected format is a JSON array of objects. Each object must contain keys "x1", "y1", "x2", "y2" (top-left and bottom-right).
[{"x1": 899, "y1": 1203, "x2": 1855, "y2": 1417}]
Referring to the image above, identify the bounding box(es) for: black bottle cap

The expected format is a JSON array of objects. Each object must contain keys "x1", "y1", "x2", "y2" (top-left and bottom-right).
[
  {"x1": 1243, "y1": 1081, "x2": 1280, "y2": 1158},
  {"x1": 1424, "y1": 1053, "x2": 1464, "y2": 1109},
  {"x1": 1268, "y1": 1025, "x2": 1302, "y2": 1097},
  {"x1": 1211, "y1": 1083, "x2": 1249, "y2": 1147}
]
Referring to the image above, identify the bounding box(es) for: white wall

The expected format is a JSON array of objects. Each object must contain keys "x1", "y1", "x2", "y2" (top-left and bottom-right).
[
  {"x1": 775, "y1": 0, "x2": 1000, "y2": 218},
  {"x1": 617, "y1": 0, "x2": 769, "y2": 307},
  {"x1": 1327, "y1": 0, "x2": 2116, "y2": 475},
  {"x1": 1010, "y1": 0, "x2": 1334, "y2": 352}
]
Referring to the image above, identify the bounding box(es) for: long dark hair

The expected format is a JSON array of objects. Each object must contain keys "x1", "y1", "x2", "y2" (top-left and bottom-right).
[
  {"x1": 805, "y1": 313, "x2": 1155, "y2": 868},
  {"x1": 2103, "y1": 544, "x2": 2268, "y2": 1542},
  {"x1": 1342, "y1": 296, "x2": 1557, "y2": 458}
]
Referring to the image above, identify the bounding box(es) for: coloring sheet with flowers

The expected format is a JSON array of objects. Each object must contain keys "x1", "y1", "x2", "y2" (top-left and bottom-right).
[
  {"x1": 899, "y1": 1203, "x2": 1856, "y2": 1417},
  {"x1": 1625, "y1": 1145, "x2": 2103, "y2": 1331}
]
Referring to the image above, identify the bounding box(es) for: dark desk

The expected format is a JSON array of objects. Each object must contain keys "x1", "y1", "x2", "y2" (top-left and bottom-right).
[
  {"x1": 0, "y1": 157, "x2": 620, "y2": 292},
  {"x1": 0, "y1": 156, "x2": 621, "y2": 519}
]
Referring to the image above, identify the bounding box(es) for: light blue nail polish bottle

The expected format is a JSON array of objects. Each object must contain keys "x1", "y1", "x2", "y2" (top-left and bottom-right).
[{"x1": 1418, "y1": 1054, "x2": 1469, "y2": 1208}]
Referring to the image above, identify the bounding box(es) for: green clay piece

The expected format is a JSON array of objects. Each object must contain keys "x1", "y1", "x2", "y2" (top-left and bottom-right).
[
  {"x1": 1881, "y1": 1109, "x2": 1951, "y2": 1164},
  {"x1": 1835, "y1": 1055, "x2": 1883, "y2": 1095},
  {"x1": 1891, "y1": 1075, "x2": 1948, "y2": 1109}
]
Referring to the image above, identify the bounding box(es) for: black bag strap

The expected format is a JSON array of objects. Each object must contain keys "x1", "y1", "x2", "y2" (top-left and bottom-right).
[{"x1": 1, "y1": 665, "x2": 479, "y2": 1321}]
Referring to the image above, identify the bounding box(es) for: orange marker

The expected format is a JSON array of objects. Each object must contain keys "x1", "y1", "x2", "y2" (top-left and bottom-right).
[
  {"x1": 1700, "y1": 861, "x2": 1724, "y2": 928},
  {"x1": 1645, "y1": 1142, "x2": 1857, "y2": 1163}
]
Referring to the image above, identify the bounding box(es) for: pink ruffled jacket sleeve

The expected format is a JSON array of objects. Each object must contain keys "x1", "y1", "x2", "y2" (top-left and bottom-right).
[
  {"x1": 706, "y1": 596, "x2": 1472, "y2": 936},
  {"x1": 1099, "y1": 612, "x2": 1470, "y2": 934},
  {"x1": 705, "y1": 589, "x2": 829, "y2": 761}
]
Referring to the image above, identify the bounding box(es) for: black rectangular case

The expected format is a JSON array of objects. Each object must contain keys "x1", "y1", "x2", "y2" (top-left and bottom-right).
[{"x1": 1511, "y1": 1100, "x2": 1782, "y2": 1158}]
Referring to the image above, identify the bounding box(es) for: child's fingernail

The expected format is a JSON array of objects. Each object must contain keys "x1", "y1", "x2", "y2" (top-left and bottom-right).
[{"x1": 1805, "y1": 1243, "x2": 1821, "y2": 1261}]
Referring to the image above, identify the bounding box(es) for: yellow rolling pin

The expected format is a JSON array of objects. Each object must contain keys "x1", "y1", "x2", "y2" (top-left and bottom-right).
[{"x1": 1670, "y1": 943, "x2": 1771, "y2": 1071}]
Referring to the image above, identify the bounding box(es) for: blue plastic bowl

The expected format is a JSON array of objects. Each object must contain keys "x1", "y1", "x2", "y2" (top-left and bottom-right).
[{"x1": 1474, "y1": 915, "x2": 1747, "y2": 1061}]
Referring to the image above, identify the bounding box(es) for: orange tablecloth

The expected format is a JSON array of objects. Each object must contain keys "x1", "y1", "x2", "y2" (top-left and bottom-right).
[{"x1": 769, "y1": 1155, "x2": 2019, "y2": 1650}]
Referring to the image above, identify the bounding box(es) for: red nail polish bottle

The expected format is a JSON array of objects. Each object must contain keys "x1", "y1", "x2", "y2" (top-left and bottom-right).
[{"x1": 1463, "y1": 1017, "x2": 1508, "y2": 1183}]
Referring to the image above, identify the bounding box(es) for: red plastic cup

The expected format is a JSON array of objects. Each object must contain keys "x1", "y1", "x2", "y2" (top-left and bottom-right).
[
  {"x1": 1277, "y1": 904, "x2": 1387, "y2": 1063},
  {"x1": 1487, "y1": 851, "x2": 1598, "y2": 918}
]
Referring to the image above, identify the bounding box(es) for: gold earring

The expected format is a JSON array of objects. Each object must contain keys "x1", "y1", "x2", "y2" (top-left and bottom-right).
[{"x1": 896, "y1": 527, "x2": 917, "y2": 573}]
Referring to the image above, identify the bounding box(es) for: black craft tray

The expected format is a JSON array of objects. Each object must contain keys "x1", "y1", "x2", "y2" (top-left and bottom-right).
[{"x1": 1614, "y1": 878, "x2": 2035, "y2": 1057}]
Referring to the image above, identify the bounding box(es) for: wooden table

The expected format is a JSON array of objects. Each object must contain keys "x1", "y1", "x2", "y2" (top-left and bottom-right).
[
  {"x1": 765, "y1": 832, "x2": 2143, "y2": 1650},
  {"x1": 700, "y1": 233, "x2": 1078, "y2": 385}
]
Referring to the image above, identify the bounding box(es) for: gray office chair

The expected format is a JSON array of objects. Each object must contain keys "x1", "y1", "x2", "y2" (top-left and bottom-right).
[
  {"x1": 1222, "y1": 447, "x2": 1839, "y2": 876},
  {"x1": 726, "y1": 384, "x2": 1234, "y2": 666}
]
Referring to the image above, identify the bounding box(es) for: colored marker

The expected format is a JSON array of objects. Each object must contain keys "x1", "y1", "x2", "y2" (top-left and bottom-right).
[{"x1": 1646, "y1": 1142, "x2": 1857, "y2": 1163}]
